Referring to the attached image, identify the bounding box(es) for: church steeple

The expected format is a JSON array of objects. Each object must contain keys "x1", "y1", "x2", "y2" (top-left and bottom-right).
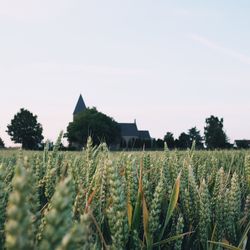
[{"x1": 73, "y1": 94, "x2": 86, "y2": 117}]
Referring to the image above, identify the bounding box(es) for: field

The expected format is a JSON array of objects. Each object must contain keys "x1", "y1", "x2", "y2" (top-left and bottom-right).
[{"x1": 0, "y1": 137, "x2": 250, "y2": 250}]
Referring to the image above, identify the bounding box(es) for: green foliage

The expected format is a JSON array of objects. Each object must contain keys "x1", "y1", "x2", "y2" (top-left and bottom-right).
[
  {"x1": 188, "y1": 127, "x2": 204, "y2": 149},
  {"x1": 66, "y1": 107, "x2": 120, "y2": 148},
  {"x1": 6, "y1": 108, "x2": 44, "y2": 150},
  {"x1": 5, "y1": 163, "x2": 35, "y2": 250},
  {"x1": 107, "y1": 160, "x2": 128, "y2": 249},
  {"x1": 0, "y1": 143, "x2": 249, "y2": 249},
  {"x1": 164, "y1": 132, "x2": 175, "y2": 149},
  {"x1": 204, "y1": 115, "x2": 229, "y2": 149},
  {"x1": 199, "y1": 179, "x2": 211, "y2": 247},
  {"x1": 56, "y1": 214, "x2": 93, "y2": 250},
  {"x1": 148, "y1": 172, "x2": 164, "y2": 237},
  {"x1": 0, "y1": 164, "x2": 10, "y2": 248},
  {"x1": 245, "y1": 154, "x2": 250, "y2": 191},
  {"x1": 174, "y1": 214, "x2": 184, "y2": 250},
  {"x1": 177, "y1": 132, "x2": 191, "y2": 149},
  {"x1": 38, "y1": 176, "x2": 74, "y2": 249},
  {"x1": 0, "y1": 137, "x2": 4, "y2": 148}
]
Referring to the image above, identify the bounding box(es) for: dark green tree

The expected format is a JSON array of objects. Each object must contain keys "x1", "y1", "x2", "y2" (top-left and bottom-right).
[
  {"x1": 188, "y1": 127, "x2": 204, "y2": 149},
  {"x1": 164, "y1": 132, "x2": 175, "y2": 149},
  {"x1": 177, "y1": 132, "x2": 191, "y2": 149},
  {"x1": 6, "y1": 108, "x2": 44, "y2": 150},
  {"x1": 152, "y1": 139, "x2": 164, "y2": 149},
  {"x1": 0, "y1": 137, "x2": 4, "y2": 148},
  {"x1": 204, "y1": 115, "x2": 229, "y2": 149},
  {"x1": 66, "y1": 107, "x2": 121, "y2": 148}
]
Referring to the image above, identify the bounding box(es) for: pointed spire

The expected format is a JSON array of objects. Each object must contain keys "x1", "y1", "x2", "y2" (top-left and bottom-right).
[{"x1": 73, "y1": 94, "x2": 86, "y2": 116}]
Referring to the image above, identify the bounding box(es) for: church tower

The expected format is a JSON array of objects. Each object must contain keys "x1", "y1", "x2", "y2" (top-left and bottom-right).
[{"x1": 73, "y1": 94, "x2": 86, "y2": 119}]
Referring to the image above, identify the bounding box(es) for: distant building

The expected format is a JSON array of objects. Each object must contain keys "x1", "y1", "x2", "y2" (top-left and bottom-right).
[
  {"x1": 119, "y1": 122, "x2": 151, "y2": 147},
  {"x1": 72, "y1": 95, "x2": 152, "y2": 148},
  {"x1": 234, "y1": 139, "x2": 250, "y2": 149},
  {"x1": 73, "y1": 94, "x2": 86, "y2": 119},
  {"x1": 138, "y1": 130, "x2": 151, "y2": 140},
  {"x1": 119, "y1": 122, "x2": 139, "y2": 144}
]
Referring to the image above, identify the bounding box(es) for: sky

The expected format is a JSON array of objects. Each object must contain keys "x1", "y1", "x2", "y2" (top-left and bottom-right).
[{"x1": 1, "y1": 0, "x2": 250, "y2": 147}]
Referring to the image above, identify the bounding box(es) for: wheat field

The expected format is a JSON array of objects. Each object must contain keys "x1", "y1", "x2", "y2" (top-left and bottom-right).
[{"x1": 0, "y1": 136, "x2": 249, "y2": 250}]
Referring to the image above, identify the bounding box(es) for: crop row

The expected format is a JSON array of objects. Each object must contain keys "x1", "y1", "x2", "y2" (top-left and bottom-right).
[{"x1": 0, "y1": 136, "x2": 249, "y2": 249}]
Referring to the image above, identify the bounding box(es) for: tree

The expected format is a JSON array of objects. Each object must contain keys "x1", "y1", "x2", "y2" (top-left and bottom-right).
[
  {"x1": 132, "y1": 138, "x2": 152, "y2": 150},
  {"x1": 66, "y1": 107, "x2": 121, "y2": 148},
  {"x1": 177, "y1": 132, "x2": 191, "y2": 149},
  {"x1": 164, "y1": 132, "x2": 175, "y2": 149},
  {"x1": 152, "y1": 139, "x2": 164, "y2": 149},
  {"x1": 204, "y1": 115, "x2": 229, "y2": 149},
  {"x1": 0, "y1": 137, "x2": 4, "y2": 148},
  {"x1": 188, "y1": 127, "x2": 204, "y2": 149},
  {"x1": 6, "y1": 108, "x2": 44, "y2": 150}
]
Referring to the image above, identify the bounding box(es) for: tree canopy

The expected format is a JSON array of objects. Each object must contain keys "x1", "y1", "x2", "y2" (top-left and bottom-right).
[
  {"x1": 164, "y1": 132, "x2": 175, "y2": 149},
  {"x1": 0, "y1": 137, "x2": 4, "y2": 148},
  {"x1": 177, "y1": 132, "x2": 191, "y2": 149},
  {"x1": 6, "y1": 108, "x2": 44, "y2": 150},
  {"x1": 66, "y1": 107, "x2": 121, "y2": 148},
  {"x1": 163, "y1": 128, "x2": 203, "y2": 150},
  {"x1": 204, "y1": 115, "x2": 229, "y2": 149},
  {"x1": 188, "y1": 127, "x2": 203, "y2": 149}
]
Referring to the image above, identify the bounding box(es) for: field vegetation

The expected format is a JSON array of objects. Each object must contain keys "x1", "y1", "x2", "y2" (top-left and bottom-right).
[{"x1": 0, "y1": 135, "x2": 249, "y2": 249}]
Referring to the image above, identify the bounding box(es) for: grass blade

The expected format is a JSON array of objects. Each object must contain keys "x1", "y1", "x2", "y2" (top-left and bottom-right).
[
  {"x1": 208, "y1": 241, "x2": 241, "y2": 250},
  {"x1": 238, "y1": 220, "x2": 250, "y2": 249},
  {"x1": 153, "y1": 232, "x2": 193, "y2": 247},
  {"x1": 159, "y1": 173, "x2": 181, "y2": 240},
  {"x1": 132, "y1": 160, "x2": 143, "y2": 231}
]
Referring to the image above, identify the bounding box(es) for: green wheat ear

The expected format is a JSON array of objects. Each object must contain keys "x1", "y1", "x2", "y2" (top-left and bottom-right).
[
  {"x1": 0, "y1": 164, "x2": 10, "y2": 248},
  {"x1": 56, "y1": 213, "x2": 93, "y2": 250},
  {"x1": 174, "y1": 214, "x2": 184, "y2": 250},
  {"x1": 38, "y1": 176, "x2": 74, "y2": 250},
  {"x1": 149, "y1": 171, "x2": 164, "y2": 237},
  {"x1": 245, "y1": 154, "x2": 250, "y2": 190},
  {"x1": 230, "y1": 173, "x2": 241, "y2": 223},
  {"x1": 107, "y1": 160, "x2": 128, "y2": 249},
  {"x1": 0, "y1": 140, "x2": 250, "y2": 249},
  {"x1": 243, "y1": 194, "x2": 250, "y2": 228},
  {"x1": 199, "y1": 179, "x2": 211, "y2": 247},
  {"x1": 5, "y1": 163, "x2": 35, "y2": 250}
]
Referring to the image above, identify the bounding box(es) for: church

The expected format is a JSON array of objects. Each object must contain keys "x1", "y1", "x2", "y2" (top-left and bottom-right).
[{"x1": 73, "y1": 94, "x2": 152, "y2": 147}]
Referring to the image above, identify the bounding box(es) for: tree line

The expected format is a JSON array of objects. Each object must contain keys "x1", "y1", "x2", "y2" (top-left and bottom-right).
[
  {"x1": 155, "y1": 116, "x2": 231, "y2": 150},
  {"x1": 0, "y1": 107, "x2": 246, "y2": 150}
]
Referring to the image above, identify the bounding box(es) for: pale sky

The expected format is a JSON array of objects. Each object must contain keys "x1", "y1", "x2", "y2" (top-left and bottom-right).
[{"x1": 1, "y1": 0, "x2": 250, "y2": 146}]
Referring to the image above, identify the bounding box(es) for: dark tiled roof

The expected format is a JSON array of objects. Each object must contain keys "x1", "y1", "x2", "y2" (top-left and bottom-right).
[
  {"x1": 119, "y1": 123, "x2": 138, "y2": 137},
  {"x1": 235, "y1": 140, "x2": 250, "y2": 143},
  {"x1": 138, "y1": 130, "x2": 151, "y2": 140},
  {"x1": 73, "y1": 94, "x2": 86, "y2": 115}
]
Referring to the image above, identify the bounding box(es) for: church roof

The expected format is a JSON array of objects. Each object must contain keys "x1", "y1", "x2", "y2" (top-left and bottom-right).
[
  {"x1": 73, "y1": 94, "x2": 86, "y2": 115},
  {"x1": 138, "y1": 130, "x2": 151, "y2": 140},
  {"x1": 235, "y1": 140, "x2": 250, "y2": 144},
  {"x1": 119, "y1": 123, "x2": 139, "y2": 137}
]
